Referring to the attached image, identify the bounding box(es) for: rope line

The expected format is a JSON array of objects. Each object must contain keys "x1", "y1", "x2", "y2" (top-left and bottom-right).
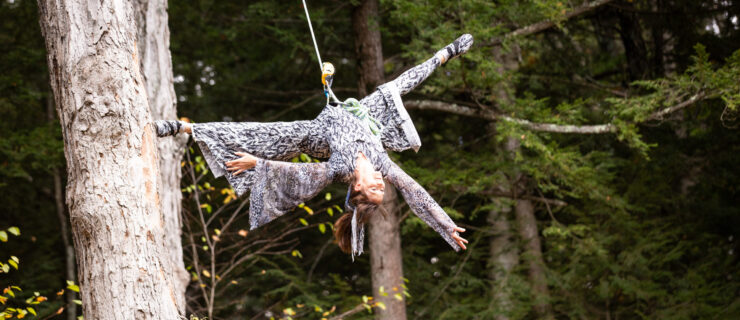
[
  {"x1": 301, "y1": 0, "x2": 323, "y2": 71},
  {"x1": 301, "y1": 0, "x2": 340, "y2": 103}
]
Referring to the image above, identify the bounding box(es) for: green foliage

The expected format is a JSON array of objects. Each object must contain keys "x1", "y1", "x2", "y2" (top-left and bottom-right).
[{"x1": 1, "y1": 227, "x2": 51, "y2": 319}]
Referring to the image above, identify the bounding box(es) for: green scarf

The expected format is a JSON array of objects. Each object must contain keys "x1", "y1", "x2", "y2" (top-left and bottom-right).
[{"x1": 341, "y1": 98, "x2": 383, "y2": 136}]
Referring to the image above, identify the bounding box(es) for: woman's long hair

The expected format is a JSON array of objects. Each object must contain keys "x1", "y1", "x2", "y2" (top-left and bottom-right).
[{"x1": 334, "y1": 178, "x2": 381, "y2": 254}]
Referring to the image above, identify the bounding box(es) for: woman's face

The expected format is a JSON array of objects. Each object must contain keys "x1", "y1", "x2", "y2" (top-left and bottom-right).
[{"x1": 354, "y1": 166, "x2": 385, "y2": 205}]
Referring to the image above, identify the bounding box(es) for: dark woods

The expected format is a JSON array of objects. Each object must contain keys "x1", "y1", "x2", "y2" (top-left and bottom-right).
[{"x1": 1, "y1": 0, "x2": 739, "y2": 319}]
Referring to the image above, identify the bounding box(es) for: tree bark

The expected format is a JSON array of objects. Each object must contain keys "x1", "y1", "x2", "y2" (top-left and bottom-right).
[
  {"x1": 488, "y1": 204, "x2": 519, "y2": 320},
  {"x1": 515, "y1": 200, "x2": 554, "y2": 320},
  {"x1": 134, "y1": 0, "x2": 189, "y2": 313},
  {"x1": 37, "y1": 0, "x2": 181, "y2": 318},
  {"x1": 353, "y1": 1, "x2": 407, "y2": 318}
]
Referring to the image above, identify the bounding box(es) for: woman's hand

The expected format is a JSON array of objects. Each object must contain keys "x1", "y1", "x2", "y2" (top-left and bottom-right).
[
  {"x1": 451, "y1": 226, "x2": 468, "y2": 250},
  {"x1": 225, "y1": 152, "x2": 257, "y2": 175}
]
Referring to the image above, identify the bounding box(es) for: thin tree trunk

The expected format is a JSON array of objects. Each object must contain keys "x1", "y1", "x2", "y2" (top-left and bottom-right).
[
  {"x1": 616, "y1": 1, "x2": 649, "y2": 81},
  {"x1": 134, "y1": 0, "x2": 189, "y2": 313},
  {"x1": 352, "y1": 0, "x2": 384, "y2": 97},
  {"x1": 37, "y1": 0, "x2": 180, "y2": 318},
  {"x1": 488, "y1": 204, "x2": 518, "y2": 320},
  {"x1": 353, "y1": 1, "x2": 407, "y2": 318},
  {"x1": 515, "y1": 200, "x2": 554, "y2": 320},
  {"x1": 368, "y1": 186, "x2": 406, "y2": 319},
  {"x1": 47, "y1": 91, "x2": 77, "y2": 320},
  {"x1": 54, "y1": 169, "x2": 78, "y2": 320},
  {"x1": 489, "y1": 46, "x2": 522, "y2": 319}
]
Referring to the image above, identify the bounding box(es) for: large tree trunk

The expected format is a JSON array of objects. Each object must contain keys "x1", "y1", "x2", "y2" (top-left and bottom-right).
[
  {"x1": 515, "y1": 200, "x2": 554, "y2": 320},
  {"x1": 353, "y1": 1, "x2": 407, "y2": 319},
  {"x1": 37, "y1": 0, "x2": 181, "y2": 318},
  {"x1": 134, "y1": 0, "x2": 189, "y2": 313}
]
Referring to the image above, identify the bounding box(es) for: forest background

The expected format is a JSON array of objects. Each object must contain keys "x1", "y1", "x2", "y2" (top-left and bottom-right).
[{"x1": 1, "y1": 0, "x2": 739, "y2": 319}]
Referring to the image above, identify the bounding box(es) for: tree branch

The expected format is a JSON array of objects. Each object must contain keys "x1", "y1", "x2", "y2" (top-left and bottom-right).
[
  {"x1": 329, "y1": 303, "x2": 368, "y2": 320},
  {"x1": 405, "y1": 93, "x2": 707, "y2": 135},
  {"x1": 646, "y1": 92, "x2": 706, "y2": 121},
  {"x1": 489, "y1": 0, "x2": 616, "y2": 46},
  {"x1": 404, "y1": 100, "x2": 615, "y2": 134}
]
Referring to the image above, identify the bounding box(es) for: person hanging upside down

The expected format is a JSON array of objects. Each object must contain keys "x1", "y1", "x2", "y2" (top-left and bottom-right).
[{"x1": 156, "y1": 34, "x2": 474, "y2": 258}]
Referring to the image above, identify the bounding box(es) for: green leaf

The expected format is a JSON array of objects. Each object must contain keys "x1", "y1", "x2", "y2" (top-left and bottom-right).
[
  {"x1": 327, "y1": 208, "x2": 334, "y2": 216},
  {"x1": 74, "y1": 299, "x2": 82, "y2": 305},
  {"x1": 26, "y1": 307, "x2": 36, "y2": 316},
  {"x1": 0, "y1": 231, "x2": 7, "y2": 242},
  {"x1": 325, "y1": 193, "x2": 331, "y2": 201},
  {"x1": 1, "y1": 264, "x2": 9, "y2": 273},
  {"x1": 7, "y1": 227, "x2": 19, "y2": 236},
  {"x1": 303, "y1": 206, "x2": 314, "y2": 215},
  {"x1": 8, "y1": 259, "x2": 17, "y2": 270},
  {"x1": 10, "y1": 256, "x2": 18, "y2": 264},
  {"x1": 67, "y1": 283, "x2": 80, "y2": 293},
  {"x1": 299, "y1": 218, "x2": 308, "y2": 226},
  {"x1": 318, "y1": 223, "x2": 326, "y2": 234}
]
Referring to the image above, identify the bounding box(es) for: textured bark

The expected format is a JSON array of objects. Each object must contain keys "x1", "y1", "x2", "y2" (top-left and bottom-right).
[
  {"x1": 37, "y1": 0, "x2": 180, "y2": 318},
  {"x1": 515, "y1": 200, "x2": 553, "y2": 320},
  {"x1": 352, "y1": 0, "x2": 384, "y2": 96},
  {"x1": 488, "y1": 205, "x2": 519, "y2": 320},
  {"x1": 134, "y1": 0, "x2": 189, "y2": 313},
  {"x1": 353, "y1": 1, "x2": 407, "y2": 318}
]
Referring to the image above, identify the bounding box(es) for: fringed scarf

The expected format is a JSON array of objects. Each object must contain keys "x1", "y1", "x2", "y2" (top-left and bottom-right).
[
  {"x1": 345, "y1": 185, "x2": 365, "y2": 261},
  {"x1": 341, "y1": 98, "x2": 383, "y2": 136}
]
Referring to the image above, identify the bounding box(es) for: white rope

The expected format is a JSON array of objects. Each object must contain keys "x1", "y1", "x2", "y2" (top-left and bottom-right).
[
  {"x1": 301, "y1": 0, "x2": 323, "y2": 71},
  {"x1": 301, "y1": 0, "x2": 340, "y2": 103}
]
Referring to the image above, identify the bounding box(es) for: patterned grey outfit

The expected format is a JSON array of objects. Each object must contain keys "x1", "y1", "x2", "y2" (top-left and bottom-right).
[{"x1": 158, "y1": 34, "x2": 474, "y2": 254}]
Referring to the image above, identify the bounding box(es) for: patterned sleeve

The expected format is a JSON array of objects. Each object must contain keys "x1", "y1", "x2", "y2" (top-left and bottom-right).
[
  {"x1": 384, "y1": 160, "x2": 462, "y2": 251},
  {"x1": 249, "y1": 159, "x2": 334, "y2": 230}
]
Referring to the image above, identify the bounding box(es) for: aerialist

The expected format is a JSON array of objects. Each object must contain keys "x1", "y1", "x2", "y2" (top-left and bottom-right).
[{"x1": 156, "y1": 34, "x2": 474, "y2": 259}]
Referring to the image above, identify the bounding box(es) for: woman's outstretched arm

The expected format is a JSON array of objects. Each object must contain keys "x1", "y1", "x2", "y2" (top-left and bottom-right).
[
  {"x1": 390, "y1": 34, "x2": 473, "y2": 95},
  {"x1": 384, "y1": 160, "x2": 468, "y2": 251}
]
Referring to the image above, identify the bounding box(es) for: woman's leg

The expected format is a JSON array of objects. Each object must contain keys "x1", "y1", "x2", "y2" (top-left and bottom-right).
[
  {"x1": 155, "y1": 120, "x2": 188, "y2": 137},
  {"x1": 390, "y1": 34, "x2": 473, "y2": 95}
]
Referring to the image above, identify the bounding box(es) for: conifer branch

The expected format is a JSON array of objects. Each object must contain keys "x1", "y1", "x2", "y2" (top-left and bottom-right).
[{"x1": 489, "y1": 0, "x2": 616, "y2": 46}]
